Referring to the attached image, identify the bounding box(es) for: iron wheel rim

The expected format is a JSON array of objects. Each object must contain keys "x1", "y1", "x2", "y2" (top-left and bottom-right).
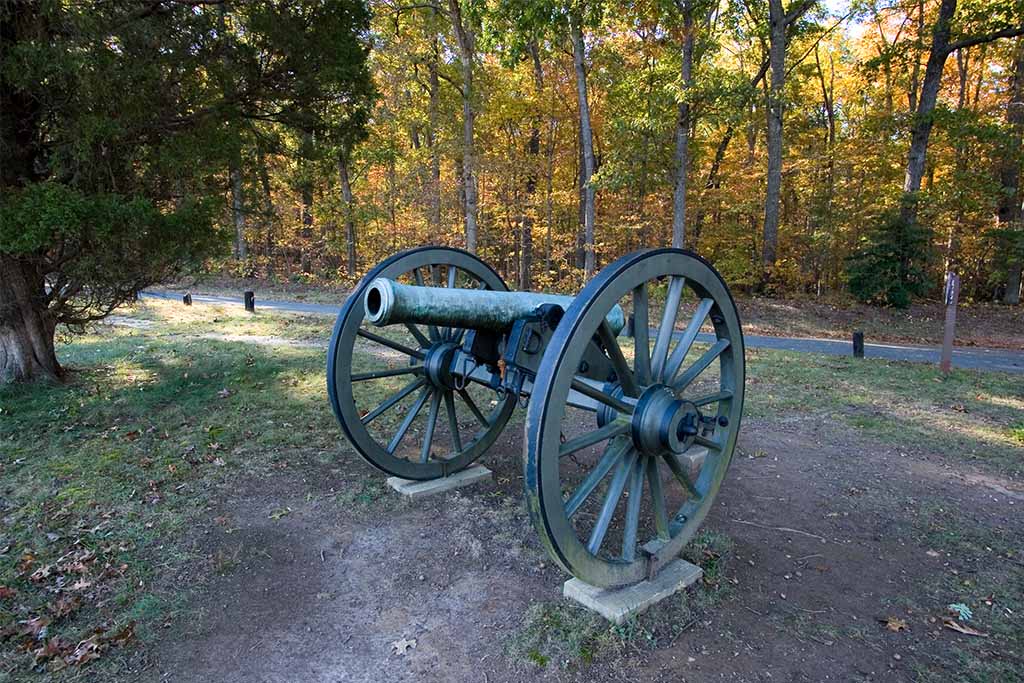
[
  {"x1": 328, "y1": 246, "x2": 516, "y2": 480},
  {"x1": 524, "y1": 249, "x2": 745, "y2": 587}
]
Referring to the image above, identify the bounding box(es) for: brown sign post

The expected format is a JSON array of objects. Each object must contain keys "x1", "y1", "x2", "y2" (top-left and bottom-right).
[{"x1": 940, "y1": 272, "x2": 960, "y2": 373}]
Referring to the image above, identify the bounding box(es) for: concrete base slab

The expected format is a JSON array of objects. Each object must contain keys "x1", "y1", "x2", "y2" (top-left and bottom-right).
[
  {"x1": 563, "y1": 559, "x2": 703, "y2": 624},
  {"x1": 386, "y1": 465, "x2": 491, "y2": 499}
]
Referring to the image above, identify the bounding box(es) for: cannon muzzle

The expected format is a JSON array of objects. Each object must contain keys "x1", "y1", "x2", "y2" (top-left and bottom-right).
[{"x1": 364, "y1": 277, "x2": 625, "y2": 334}]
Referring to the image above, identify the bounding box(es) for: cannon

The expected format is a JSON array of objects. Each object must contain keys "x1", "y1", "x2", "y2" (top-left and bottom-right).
[{"x1": 327, "y1": 247, "x2": 744, "y2": 588}]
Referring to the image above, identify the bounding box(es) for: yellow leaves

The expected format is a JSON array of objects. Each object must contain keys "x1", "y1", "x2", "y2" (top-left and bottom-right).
[{"x1": 883, "y1": 616, "x2": 909, "y2": 632}]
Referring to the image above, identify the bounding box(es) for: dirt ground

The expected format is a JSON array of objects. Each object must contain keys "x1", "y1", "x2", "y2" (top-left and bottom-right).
[{"x1": 150, "y1": 415, "x2": 1023, "y2": 682}]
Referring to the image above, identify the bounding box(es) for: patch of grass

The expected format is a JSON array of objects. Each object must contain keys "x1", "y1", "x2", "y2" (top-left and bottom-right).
[
  {"x1": 505, "y1": 601, "x2": 620, "y2": 669},
  {"x1": 507, "y1": 529, "x2": 737, "y2": 670},
  {"x1": 0, "y1": 319, "x2": 376, "y2": 680},
  {"x1": 905, "y1": 566, "x2": 1024, "y2": 682},
  {"x1": 335, "y1": 477, "x2": 390, "y2": 510},
  {"x1": 902, "y1": 507, "x2": 1024, "y2": 682},
  {"x1": 1010, "y1": 423, "x2": 1024, "y2": 444},
  {"x1": 744, "y1": 349, "x2": 1024, "y2": 477}
]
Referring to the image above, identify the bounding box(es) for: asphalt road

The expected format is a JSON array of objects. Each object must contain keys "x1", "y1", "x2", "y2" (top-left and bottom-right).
[{"x1": 141, "y1": 290, "x2": 1024, "y2": 374}]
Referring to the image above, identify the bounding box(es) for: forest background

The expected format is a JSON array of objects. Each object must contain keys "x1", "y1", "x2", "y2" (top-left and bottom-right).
[{"x1": 218, "y1": 0, "x2": 1024, "y2": 307}]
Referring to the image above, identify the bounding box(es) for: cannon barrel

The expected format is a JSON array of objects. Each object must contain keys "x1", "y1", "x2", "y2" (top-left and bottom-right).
[{"x1": 364, "y1": 277, "x2": 625, "y2": 334}]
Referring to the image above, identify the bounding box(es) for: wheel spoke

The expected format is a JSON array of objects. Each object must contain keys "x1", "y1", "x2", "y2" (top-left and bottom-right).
[
  {"x1": 586, "y1": 449, "x2": 639, "y2": 555},
  {"x1": 621, "y1": 457, "x2": 644, "y2": 561},
  {"x1": 663, "y1": 452, "x2": 701, "y2": 499},
  {"x1": 651, "y1": 276, "x2": 684, "y2": 380},
  {"x1": 693, "y1": 390, "x2": 734, "y2": 406},
  {"x1": 419, "y1": 390, "x2": 442, "y2": 463},
  {"x1": 632, "y1": 283, "x2": 652, "y2": 386},
  {"x1": 387, "y1": 387, "x2": 432, "y2": 454},
  {"x1": 570, "y1": 378, "x2": 634, "y2": 415},
  {"x1": 413, "y1": 268, "x2": 442, "y2": 342},
  {"x1": 597, "y1": 321, "x2": 639, "y2": 397},
  {"x1": 662, "y1": 298, "x2": 714, "y2": 384},
  {"x1": 361, "y1": 377, "x2": 425, "y2": 425},
  {"x1": 357, "y1": 328, "x2": 426, "y2": 360},
  {"x1": 457, "y1": 388, "x2": 490, "y2": 428},
  {"x1": 671, "y1": 339, "x2": 731, "y2": 394},
  {"x1": 646, "y1": 457, "x2": 671, "y2": 540},
  {"x1": 404, "y1": 323, "x2": 431, "y2": 349},
  {"x1": 559, "y1": 420, "x2": 630, "y2": 458},
  {"x1": 565, "y1": 438, "x2": 630, "y2": 518},
  {"x1": 351, "y1": 366, "x2": 422, "y2": 382},
  {"x1": 444, "y1": 391, "x2": 462, "y2": 453},
  {"x1": 444, "y1": 266, "x2": 459, "y2": 341}
]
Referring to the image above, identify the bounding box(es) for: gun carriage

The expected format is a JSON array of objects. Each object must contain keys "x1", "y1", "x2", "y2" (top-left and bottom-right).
[{"x1": 327, "y1": 247, "x2": 744, "y2": 588}]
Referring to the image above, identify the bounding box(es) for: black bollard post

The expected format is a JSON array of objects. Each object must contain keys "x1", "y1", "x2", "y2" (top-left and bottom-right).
[
  {"x1": 852, "y1": 331, "x2": 864, "y2": 358},
  {"x1": 625, "y1": 313, "x2": 635, "y2": 338},
  {"x1": 182, "y1": 293, "x2": 192, "y2": 306},
  {"x1": 244, "y1": 291, "x2": 255, "y2": 312}
]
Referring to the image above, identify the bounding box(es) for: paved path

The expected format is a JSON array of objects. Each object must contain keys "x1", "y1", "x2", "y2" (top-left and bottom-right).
[{"x1": 141, "y1": 290, "x2": 1024, "y2": 374}]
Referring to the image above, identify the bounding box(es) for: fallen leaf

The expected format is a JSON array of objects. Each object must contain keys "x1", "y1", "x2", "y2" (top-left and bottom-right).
[
  {"x1": 942, "y1": 618, "x2": 987, "y2": 637},
  {"x1": 269, "y1": 507, "x2": 291, "y2": 520},
  {"x1": 391, "y1": 637, "x2": 416, "y2": 656},
  {"x1": 30, "y1": 564, "x2": 54, "y2": 583},
  {"x1": 0, "y1": 586, "x2": 16, "y2": 599},
  {"x1": 123, "y1": 430, "x2": 141, "y2": 441},
  {"x1": 31, "y1": 636, "x2": 69, "y2": 664},
  {"x1": 19, "y1": 615, "x2": 51, "y2": 639},
  {"x1": 217, "y1": 388, "x2": 233, "y2": 399},
  {"x1": 882, "y1": 616, "x2": 909, "y2": 632},
  {"x1": 67, "y1": 633, "x2": 103, "y2": 665},
  {"x1": 49, "y1": 596, "x2": 82, "y2": 618}
]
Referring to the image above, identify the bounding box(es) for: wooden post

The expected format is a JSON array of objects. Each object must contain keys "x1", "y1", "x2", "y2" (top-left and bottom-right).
[
  {"x1": 244, "y1": 290, "x2": 255, "y2": 312},
  {"x1": 940, "y1": 272, "x2": 960, "y2": 373},
  {"x1": 852, "y1": 331, "x2": 864, "y2": 358},
  {"x1": 182, "y1": 293, "x2": 192, "y2": 306}
]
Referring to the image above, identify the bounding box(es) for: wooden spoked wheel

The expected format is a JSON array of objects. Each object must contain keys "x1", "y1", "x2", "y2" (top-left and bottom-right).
[
  {"x1": 524, "y1": 249, "x2": 745, "y2": 587},
  {"x1": 328, "y1": 247, "x2": 516, "y2": 480}
]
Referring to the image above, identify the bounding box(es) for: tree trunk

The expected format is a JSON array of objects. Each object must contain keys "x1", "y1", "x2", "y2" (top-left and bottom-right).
[
  {"x1": 910, "y1": 0, "x2": 926, "y2": 110},
  {"x1": 257, "y1": 146, "x2": 275, "y2": 270},
  {"x1": 427, "y1": 38, "x2": 442, "y2": 233},
  {"x1": 0, "y1": 256, "x2": 61, "y2": 384},
  {"x1": 945, "y1": 48, "x2": 971, "y2": 273},
  {"x1": 447, "y1": 0, "x2": 478, "y2": 253},
  {"x1": 338, "y1": 152, "x2": 357, "y2": 275},
  {"x1": 571, "y1": 14, "x2": 597, "y2": 279},
  {"x1": 762, "y1": 0, "x2": 787, "y2": 272},
  {"x1": 230, "y1": 164, "x2": 247, "y2": 260},
  {"x1": 520, "y1": 42, "x2": 545, "y2": 291},
  {"x1": 576, "y1": 118, "x2": 586, "y2": 269},
  {"x1": 672, "y1": 2, "x2": 696, "y2": 249},
  {"x1": 1000, "y1": 39, "x2": 1024, "y2": 304},
  {"x1": 545, "y1": 117, "x2": 557, "y2": 277},
  {"x1": 900, "y1": 0, "x2": 956, "y2": 226}
]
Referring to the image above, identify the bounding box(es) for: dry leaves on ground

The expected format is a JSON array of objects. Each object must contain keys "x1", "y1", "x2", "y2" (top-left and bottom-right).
[
  {"x1": 882, "y1": 616, "x2": 909, "y2": 632},
  {"x1": 942, "y1": 619, "x2": 987, "y2": 637}
]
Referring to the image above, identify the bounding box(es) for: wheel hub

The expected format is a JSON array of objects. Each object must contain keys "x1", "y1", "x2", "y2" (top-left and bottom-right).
[
  {"x1": 424, "y1": 342, "x2": 459, "y2": 389},
  {"x1": 630, "y1": 385, "x2": 701, "y2": 457}
]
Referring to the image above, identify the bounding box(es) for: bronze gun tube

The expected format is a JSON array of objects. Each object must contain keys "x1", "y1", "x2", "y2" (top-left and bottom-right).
[{"x1": 363, "y1": 277, "x2": 626, "y2": 335}]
